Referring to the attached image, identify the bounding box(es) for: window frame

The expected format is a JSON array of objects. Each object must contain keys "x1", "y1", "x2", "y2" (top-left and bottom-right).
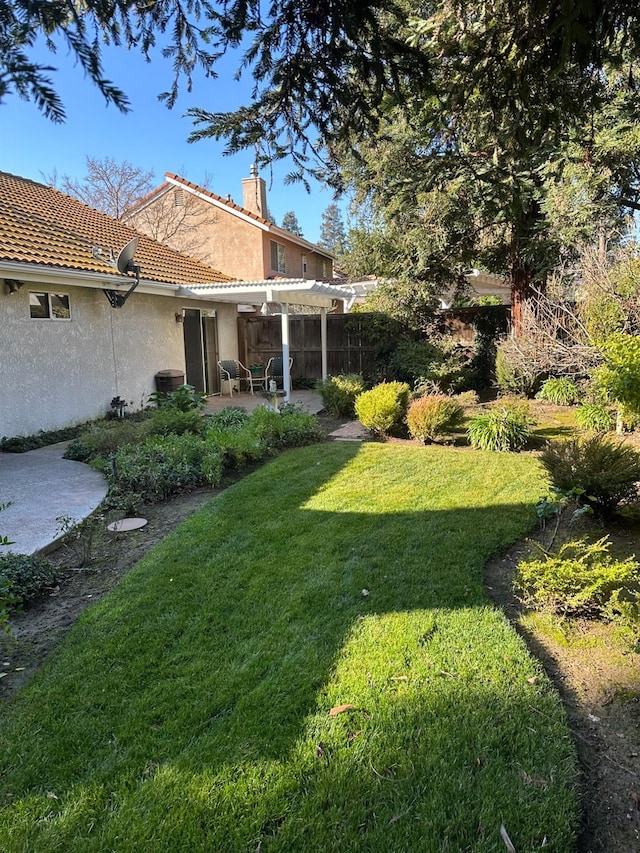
[
  {"x1": 270, "y1": 240, "x2": 286, "y2": 274},
  {"x1": 29, "y1": 291, "x2": 71, "y2": 321}
]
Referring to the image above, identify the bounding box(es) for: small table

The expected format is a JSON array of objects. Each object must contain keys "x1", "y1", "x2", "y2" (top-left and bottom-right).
[{"x1": 260, "y1": 389, "x2": 287, "y2": 411}]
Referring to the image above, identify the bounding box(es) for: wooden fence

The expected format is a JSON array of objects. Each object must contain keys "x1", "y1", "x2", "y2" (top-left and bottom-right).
[
  {"x1": 237, "y1": 314, "x2": 378, "y2": 379},
  {"x1": 238, "y1": 306, "x2": 511, "y2": 379}
]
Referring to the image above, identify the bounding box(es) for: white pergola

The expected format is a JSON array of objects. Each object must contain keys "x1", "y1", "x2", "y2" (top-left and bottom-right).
[{"x1": 185, "y1": 279, "x2": 355, "y2": 401}]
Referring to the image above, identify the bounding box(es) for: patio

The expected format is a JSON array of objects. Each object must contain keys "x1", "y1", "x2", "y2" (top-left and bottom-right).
[{"x1": 204, "y1": 388, "x2": 324, "y2": 415}]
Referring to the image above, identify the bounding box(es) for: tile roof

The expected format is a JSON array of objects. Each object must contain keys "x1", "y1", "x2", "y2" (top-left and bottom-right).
[{"x1": 0, "y1": 172, "x2": 233, "y2": 286}]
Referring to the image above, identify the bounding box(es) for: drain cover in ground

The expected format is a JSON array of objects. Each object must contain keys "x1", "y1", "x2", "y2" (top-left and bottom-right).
[{"x1": 107, "y1": 518, "x2": 148, "y2": 532}]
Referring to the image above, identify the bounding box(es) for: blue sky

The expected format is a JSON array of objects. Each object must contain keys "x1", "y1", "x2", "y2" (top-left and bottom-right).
[{"x1": 0, "y1": 37, "x2": 346, "y2": 243}]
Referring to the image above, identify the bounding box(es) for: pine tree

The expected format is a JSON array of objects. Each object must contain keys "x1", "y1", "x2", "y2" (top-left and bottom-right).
[
  {"x1": 319, "y1": 203, "x2": 347, "y2": 255},
  {"x1": 281, "y1": 210, "x2": 303, "y2": 236}
]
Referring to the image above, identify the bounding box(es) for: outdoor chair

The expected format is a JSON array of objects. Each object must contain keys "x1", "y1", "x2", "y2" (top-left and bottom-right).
[
  {"x1": 218, "y1": 359, "x2": 249, "y2": 397},
  {"x1": 266, "y1": 356, "x2": 294, "y2": 391}
]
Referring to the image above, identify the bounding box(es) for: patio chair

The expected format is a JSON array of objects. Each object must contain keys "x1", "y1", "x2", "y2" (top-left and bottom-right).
[
  {"x1": 266, "y1": 356, "x2": 294, "y2": 391},
  {"x1": 218, "y1": 359, "x2": 249, "y2": 397}
]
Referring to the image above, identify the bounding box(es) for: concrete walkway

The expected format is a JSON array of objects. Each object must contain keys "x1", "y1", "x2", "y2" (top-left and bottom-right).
[
  {"x1": 0, "y1": 443, "x2": 108, "y2": 556},
  {"x1": 0, "y1": 393, "x2": 359, "y2": 557}
]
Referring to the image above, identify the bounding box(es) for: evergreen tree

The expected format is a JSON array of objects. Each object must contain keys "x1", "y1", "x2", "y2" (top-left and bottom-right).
[
  {"x1": 319, "y1": 204, "x2": 347, "y2": 255},
  {"x1": 281, "y1": 211, "x2": 303, "y2": 236}
]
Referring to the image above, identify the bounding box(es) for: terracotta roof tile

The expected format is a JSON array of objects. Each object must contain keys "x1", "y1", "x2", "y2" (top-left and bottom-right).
[{"x1": 0, "y1": 172, "x2": 233, "y2": 286}]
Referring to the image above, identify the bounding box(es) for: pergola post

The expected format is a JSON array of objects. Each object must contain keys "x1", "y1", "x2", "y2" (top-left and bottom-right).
[
  {"x1": 320, "y1": 307, "x2": 328, "y2": 380},
  {"x1": 281, "y1": 302, "x2": 291, "y2": 402}
]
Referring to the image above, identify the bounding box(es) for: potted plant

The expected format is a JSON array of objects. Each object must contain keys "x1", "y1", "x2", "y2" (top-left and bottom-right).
[{"x1": 248, "y1": 357, "x2": 265, "y2": 376}]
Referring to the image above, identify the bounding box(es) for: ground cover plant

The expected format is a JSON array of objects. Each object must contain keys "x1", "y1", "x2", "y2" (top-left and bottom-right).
[
  {"x1": 66, "y1": 405, "x2": 324, "y2": 507},
  {"x1": 0, "y1": 443, "x2": 578, "y2": 852},
  {"x1": 514, "y1": 536, "x2": 640, "y2": 624}
]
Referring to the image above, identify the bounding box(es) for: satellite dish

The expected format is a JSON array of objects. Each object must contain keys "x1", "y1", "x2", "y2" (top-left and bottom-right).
[
  {"x1": 116, "y1": 237, "x2": 139, "y2": 274},
  {"x1": 103, "y1": 236, "x2": 141, "y2": 308}
]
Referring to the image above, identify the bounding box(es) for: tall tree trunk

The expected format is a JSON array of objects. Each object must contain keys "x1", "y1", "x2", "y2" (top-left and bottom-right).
[{"x1": 510, "y1": 262, "x2": 536, "y2": 335}]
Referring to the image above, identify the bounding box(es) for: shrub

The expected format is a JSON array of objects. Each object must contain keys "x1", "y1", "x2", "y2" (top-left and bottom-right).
[
  {"x1": 454, "y1": 390, "x2": 479, "y2": 408},
  {"x1": 250, "y1": 405, "x2": 324, "y2": 451},
  {"x1": 575, "y1": 403, "x2": 615, "y2": 433},
  {"x1": 148, "y1": 408, "x2": 205, "y2": 437},
  {"x1": 495, "y1": 343, "x2": 541, "y2": 397},
  {"x1": 206, "y1": 407, "x2": 251, "y2": 431},
  {"x1": 392, "y1": 337, "x2": 471, "y2": 392},
  {"x1": 65, "y1": 419, "x2": 151, "y2": 463},
  {"x1": 206, "y1": 424, "x2": 264, "y2": 468},
  {"x1": 355, "y1": 382, "x2": 410, "y2": 436},
  {"x1": 536, "y1": 377, "x2": 582, "y2": 406},
  {"x1": 148, "y1": 384, "x2": 206, "y2": 412},
  {"x1": 540, "y1": 434, "x2": 640, "y2": 517},
  {"x1": 467, "y1": 400, "x2": 533, "y2": 452},
  {"x1": 317, "y1": 374, "x2": 366, "y2": 418},
  {"x1": 0, "y1": 552, "x2": 59, "y2": 610},
  {"x1": 514, "y1": 536, "x2": 640, "y2": 623},
  {"x1": 0, "y1": 422, "x2": 91, "y2": 453},
  {"x1": 111, "y1": 433, "x2": 211, "y2": 502},
  {"x1": 406, "y1": 395, "x2": 464, "y2": 443},
  {"x1": 596, "y1": 333, "x2": 640, "y2": 421}
]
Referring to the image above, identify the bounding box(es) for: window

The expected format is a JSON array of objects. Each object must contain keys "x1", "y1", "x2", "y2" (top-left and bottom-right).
[
  {"x1": 29, "y1": 292, "x2": 71, "y2": 320},
  {"x1": 319, "y1": 257, "x2": 332, "y2": 279},
  {"x1": 302, "y1": 254, "x2": 307, "y2": 276},
  {"x1": 270, "y1": 240, "x2": 286, "y2": 274}
]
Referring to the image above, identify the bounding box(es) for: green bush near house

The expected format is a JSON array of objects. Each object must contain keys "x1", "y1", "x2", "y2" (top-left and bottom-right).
[
  {"x1": 147, "y1": 383, "x2": 207, "y2": 412},
  {"x1": 317, "y1": 373, "x2": 366, "y2": 418},
  {"x1": 110, "y1": 433, "x2": 223, "y2": 500},
  {"x1": 65, "y1": 419, "x2": 152, "y2": 462},
  {"x1": 406, "y1": 394, "x2": 464, "y2": 443},
  {"x1": 148, "y1": 408, "x2": 205, "y2": 437},
  {"x1": 540, "y1": 434, "x2": 640, "y2": 517},
  {"x1": 355, "y1": 381, "x2": 410, "y2": 436}
]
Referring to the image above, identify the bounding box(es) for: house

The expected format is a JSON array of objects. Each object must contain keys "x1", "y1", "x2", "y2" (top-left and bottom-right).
[
  {"x1": 0, "y1": 171, "x2": 243, "y2": 438},
  {"x1": 123, "y1": 167, "x2": 335, "y2": 284}
]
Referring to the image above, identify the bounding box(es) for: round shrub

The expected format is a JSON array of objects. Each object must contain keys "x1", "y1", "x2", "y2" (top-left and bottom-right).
[
  {"x1": 317, "y1": 374, "x2": 366, "y2": 418},
  {"x1": 355, "y1": 381, "x2": 410, "y2": 436},
  {"x1": 575, "y1": 403, "x2": 615, "y2": 433},
  {"x1": 536, "y1": 377, "x2": 582, "y2": 406},
  {"x1": 540, "y1": 434, "x2": 640, "y2": 517},
  {"x1": 467, "y1": 401, "x2": 533, "y2": 452},
  {"x1": 406, "y1": 394, "x2": 464, "y2": 443}
]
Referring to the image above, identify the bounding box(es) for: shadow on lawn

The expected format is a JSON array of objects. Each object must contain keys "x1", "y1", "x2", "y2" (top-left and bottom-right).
[{"x1": 0, "y1": 442, "x2": 577, "y2": 851}]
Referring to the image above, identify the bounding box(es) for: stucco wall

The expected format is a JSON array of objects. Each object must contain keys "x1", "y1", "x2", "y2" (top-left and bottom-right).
[
  {"x1": 127, "y1": 191, "x2": 266, "y2": 281},
  {"x1": 0, "y1": 283, "x2": 238, "y2": 438}
]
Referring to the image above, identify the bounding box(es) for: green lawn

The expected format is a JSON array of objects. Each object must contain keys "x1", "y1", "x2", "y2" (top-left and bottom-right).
[{"x1": 0, "y1": 443, "x2": 578, "y2": 852}]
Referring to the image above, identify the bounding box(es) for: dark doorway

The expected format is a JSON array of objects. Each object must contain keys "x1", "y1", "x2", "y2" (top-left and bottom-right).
[{"x1": 183, "y1": 309, "x2": 220, "y2": 394}]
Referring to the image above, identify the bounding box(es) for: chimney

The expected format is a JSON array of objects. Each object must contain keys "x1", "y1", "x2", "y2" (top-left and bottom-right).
[{"x1": 241, "y1": 163, "x2": 268, "y2": 218}]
